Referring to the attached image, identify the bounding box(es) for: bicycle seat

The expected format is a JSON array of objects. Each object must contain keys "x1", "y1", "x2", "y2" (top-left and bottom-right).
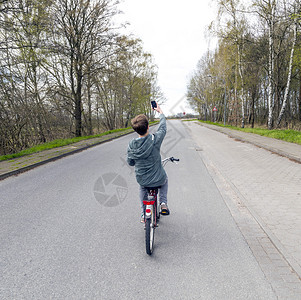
[{"x1": 145, "y1": 186, "x2": 161, "y2": 192}]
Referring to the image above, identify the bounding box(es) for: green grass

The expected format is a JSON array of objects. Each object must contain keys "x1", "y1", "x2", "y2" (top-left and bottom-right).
[
  {"x1": 182, "y1": 119, "x2": 198, "y2": 122},
  {"x1": 0, "y1": 121, "x2": 160, "y2": 162},
  {"x1": 197, "y1": 120, "x2": 301, "y2": 145},
  {"x1": 0, "y1": 127, "x2": 133, "y2": 161}
]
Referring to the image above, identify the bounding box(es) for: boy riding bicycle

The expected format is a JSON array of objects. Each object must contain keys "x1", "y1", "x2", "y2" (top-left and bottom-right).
[{"x1": 127, "y1": 102, "x2": 169, "y2": 222}]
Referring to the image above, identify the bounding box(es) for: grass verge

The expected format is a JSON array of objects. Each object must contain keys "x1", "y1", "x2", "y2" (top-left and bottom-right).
[
  {"x1": 0, "y1": 127, "x2": 133, "y2": 162},
  {"x1": 196, "y1": 120, "x2": 301, "y2": 145}
]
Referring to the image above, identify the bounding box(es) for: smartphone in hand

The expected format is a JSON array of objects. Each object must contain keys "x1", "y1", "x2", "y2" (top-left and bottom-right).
[{"x1": 151, "y1": 101, "x2": 157, "y2": 109}]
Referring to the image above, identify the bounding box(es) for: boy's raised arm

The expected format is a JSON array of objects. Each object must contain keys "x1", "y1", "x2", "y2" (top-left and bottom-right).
[{"x1": 153, "y1": 103, "x2": 166, "y2": 141}]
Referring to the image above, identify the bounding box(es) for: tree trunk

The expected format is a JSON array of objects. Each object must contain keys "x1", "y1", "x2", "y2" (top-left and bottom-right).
[
  {"x1": 276, "y1": 21, "x2": 297, "y2": 128},
  {"x1": 249, "y1": 86, "x2": 256, "y2": 128},
  {"x1": 267, "y1": 1, "x2": 275, "y2": 130},
  {"x1": 75, "y1": 65, "x2": 83, "y2": 137},
  {"x1": 299, "y1": 73, "x2": 301, "y2": 122},
  {"x1": 87, "y1": 72, "x2": 93, "y2": 135},
  {"x1": 75, "y1": 92, "x2": 82, "y2": 137},
  {"x1": 237, "y1": 44, "x2": 245, "y2": 128}
]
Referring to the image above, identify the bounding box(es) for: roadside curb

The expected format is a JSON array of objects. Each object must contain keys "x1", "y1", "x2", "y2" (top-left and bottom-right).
[
  {"x1": 196, "y1": 122, "x2": 301, "y2": 164},
  {"x1": 0, "y1": 129, "x2": 134, "y2": 181}
]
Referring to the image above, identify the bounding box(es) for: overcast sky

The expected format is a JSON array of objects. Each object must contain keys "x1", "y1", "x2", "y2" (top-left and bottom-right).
[{"x1": 116, "y1": 0, "x2": 218, "y2": 115}]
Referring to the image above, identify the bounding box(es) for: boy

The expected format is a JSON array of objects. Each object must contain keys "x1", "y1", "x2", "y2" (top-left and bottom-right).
[{"x1": 127, "y1": 102, "x2": 169, "y2": 223}]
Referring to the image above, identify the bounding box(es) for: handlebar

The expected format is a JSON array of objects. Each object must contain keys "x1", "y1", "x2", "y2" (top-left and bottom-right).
[{"x1": 162, "y1": 156, "x2": 180, "y2": 166}]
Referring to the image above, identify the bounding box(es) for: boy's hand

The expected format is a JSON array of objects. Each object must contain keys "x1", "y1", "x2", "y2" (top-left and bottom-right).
[{"x1": 153, "y1": 102, "x2": 163, "y2": 114}]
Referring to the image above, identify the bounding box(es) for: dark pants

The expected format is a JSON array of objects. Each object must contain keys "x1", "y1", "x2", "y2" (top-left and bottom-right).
[{"x1": 139, "y1": 178, "x2": 168, "y2": 214}]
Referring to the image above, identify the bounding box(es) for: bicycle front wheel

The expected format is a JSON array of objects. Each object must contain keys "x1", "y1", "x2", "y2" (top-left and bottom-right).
[{"x1": 145, "y1": 213, "x2": 155, "y2": 255}]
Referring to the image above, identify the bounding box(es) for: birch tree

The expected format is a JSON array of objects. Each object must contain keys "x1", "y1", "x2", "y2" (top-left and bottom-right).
[
  {"x1": 276, "y1": 4, "x2": 300, "y2": 127},
  {"x1": 215, "y1": 0, "x2": 249, "y2": 127},
  {"x1": 253, "y1": 0, "x2": 277, "y2": 129}
]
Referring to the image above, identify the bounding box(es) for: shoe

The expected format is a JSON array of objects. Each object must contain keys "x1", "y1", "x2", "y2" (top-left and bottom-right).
[
  {"x1": 160, "y1": 203, "x2": 170, "y2": 215},
  {"x1": 140, "y1": 214, "x2": 145, "y2": 223}
]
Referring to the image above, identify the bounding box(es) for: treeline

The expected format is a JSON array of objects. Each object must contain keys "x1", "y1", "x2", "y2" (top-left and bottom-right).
[
  {"x1": 0, "y1": 0, "x2": 162, "y2": 155},
  {"x1": 187, "y1": 0, "x2": 301, "y2": 129}
]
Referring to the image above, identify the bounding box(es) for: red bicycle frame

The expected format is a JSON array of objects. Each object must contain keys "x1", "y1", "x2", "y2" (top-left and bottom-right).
[{"x1": 143, "y1": 189, "x2": 158, "y2": 226}]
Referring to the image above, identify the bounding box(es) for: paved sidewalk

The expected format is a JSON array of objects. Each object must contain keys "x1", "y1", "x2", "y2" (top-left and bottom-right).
[
  {"x1": 0, "y1": 128, "x2": 134, "y2": 180},
  {"x1": 185, "y1": 121, "x2": 301, "y2": 299},
  {"x1": 199, "y1": 122, "x2": 301, "y2": 164}
]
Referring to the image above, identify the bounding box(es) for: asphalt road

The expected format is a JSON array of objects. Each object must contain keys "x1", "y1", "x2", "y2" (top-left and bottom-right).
[{"x1": 0, "y1": 120, "x2": 276, "y2": 299}]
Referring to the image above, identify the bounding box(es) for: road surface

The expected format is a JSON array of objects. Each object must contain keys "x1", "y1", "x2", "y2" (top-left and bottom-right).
[{"x1": 0, "y1": 120, "x2": 276, "y2": 299}]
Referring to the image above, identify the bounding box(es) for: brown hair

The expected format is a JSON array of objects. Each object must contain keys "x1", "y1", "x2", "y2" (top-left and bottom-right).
[{"x1": 131, "y1": 114, "x2": 149, "y2": 135}]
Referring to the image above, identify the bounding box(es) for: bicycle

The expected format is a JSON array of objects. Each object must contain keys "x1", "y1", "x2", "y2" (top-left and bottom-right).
[{"x1": 143, "y1": 156, "x2": 179, "y2": 255}]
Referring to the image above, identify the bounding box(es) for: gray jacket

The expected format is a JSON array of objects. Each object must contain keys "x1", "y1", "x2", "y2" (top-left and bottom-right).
[{"x1": 127, "y1": 114, "x2": 167, "y2": 187}]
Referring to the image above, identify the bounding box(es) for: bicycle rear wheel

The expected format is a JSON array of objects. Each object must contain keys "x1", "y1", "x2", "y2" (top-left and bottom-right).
[{"x1": 145, "y1": 209, "x2": 155, "y2": 255}]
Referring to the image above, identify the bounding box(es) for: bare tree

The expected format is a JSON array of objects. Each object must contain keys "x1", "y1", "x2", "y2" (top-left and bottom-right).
[{"x1": 51, "y1": 0, "x2": 118, "y2": 136}]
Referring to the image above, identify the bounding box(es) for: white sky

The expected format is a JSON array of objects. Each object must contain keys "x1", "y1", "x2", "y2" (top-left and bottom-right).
[{"x1": 116, "y1": 0, "x2": 218, "y2": 115}]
